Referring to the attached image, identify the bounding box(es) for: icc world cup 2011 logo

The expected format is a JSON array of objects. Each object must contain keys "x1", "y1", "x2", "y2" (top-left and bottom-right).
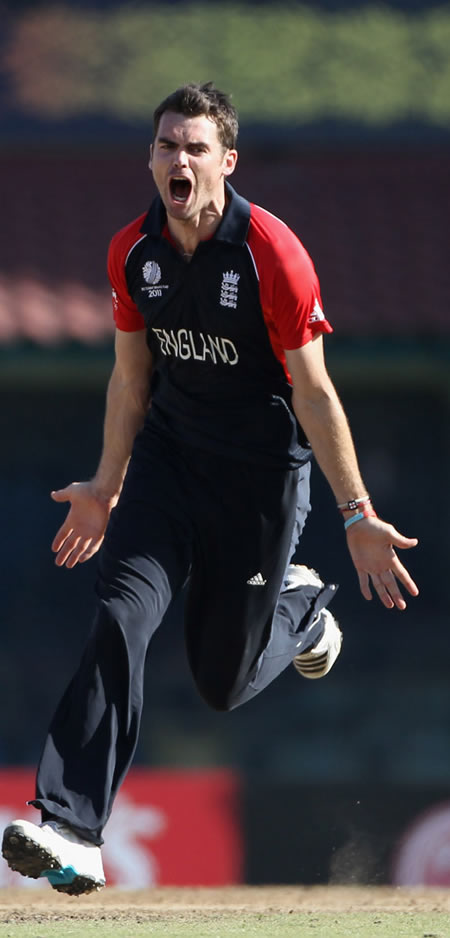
[{"x1": 143, "y1": 261, "x2": 162, "y2": 286}]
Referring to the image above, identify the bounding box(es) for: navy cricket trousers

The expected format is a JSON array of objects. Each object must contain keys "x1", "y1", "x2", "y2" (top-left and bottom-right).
[{"x1": 32, "y1": 427, "x2": 336, "y2": 844}]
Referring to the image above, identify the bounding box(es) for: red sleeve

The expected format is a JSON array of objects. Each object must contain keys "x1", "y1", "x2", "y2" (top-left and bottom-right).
[
  {"x1": 248, "y1": 204, "x2": 333, "y2": 354},
  {"x1": 107, "y1": 214, "x2": 147, "y2": 332}
]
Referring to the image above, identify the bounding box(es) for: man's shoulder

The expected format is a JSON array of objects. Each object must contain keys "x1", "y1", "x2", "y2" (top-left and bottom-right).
[
  {"x1": 248, "y1": 203, "x2": 314, "y2": 271},
  {"x1": 249, "y1": 203, "x2": 306, "y2": 250},
  {"x1": 109, "y1": 212, "x2": 149, "y2": 259}
]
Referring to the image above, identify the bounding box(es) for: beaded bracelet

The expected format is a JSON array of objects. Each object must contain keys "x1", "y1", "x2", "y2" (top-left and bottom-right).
[{"x1": 338, "y1": 495, "x2": 371, "y2": 513}]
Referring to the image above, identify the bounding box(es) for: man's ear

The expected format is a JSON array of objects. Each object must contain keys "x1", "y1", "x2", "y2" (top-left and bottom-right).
[
  {"x1": 223, "y1": 149, "x2": 238, "y2": 178},
  {"x1": 148, "y1": 143, "x2": 153, "y2": 170}
]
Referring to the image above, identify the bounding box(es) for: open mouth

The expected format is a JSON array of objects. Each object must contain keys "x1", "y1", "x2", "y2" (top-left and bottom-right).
[{"x1": 170, "y1": 177, "x2": 192, "y2": 203}]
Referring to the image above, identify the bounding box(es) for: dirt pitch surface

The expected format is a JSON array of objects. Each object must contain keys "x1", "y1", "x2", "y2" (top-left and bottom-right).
[{"x1": 1, "y1": 885, "x2": 450, "y2": 926}]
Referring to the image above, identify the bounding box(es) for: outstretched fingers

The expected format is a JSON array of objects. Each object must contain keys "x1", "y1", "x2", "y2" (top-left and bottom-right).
[
  {"x1": 51, "y1": 522, "x2": 73, "y2": 555},
  {"x1": 54, "y1": 534, "x2": 82, "y2": 568},
  {"x1": 390, "y1": 553, "x2": 419, "y2": 598},
  {"x1": 370, "y1": 570, "x2": 403, "y2": 610},
  {"x1": 358, "y1": 554, "x2": 419, "y2": 611},
  {"x1": 349, "y1": 519, "x2": 419, "y2": 610},
  {"x1": 50, "y1": 481, "x2": 111, "y2": 568},
  {"x1": 54, "y1": 536, "x2": 102, "y2": 568},
  {"x1": 357, "y1": 570, "x2": 372, "y2": 603}
]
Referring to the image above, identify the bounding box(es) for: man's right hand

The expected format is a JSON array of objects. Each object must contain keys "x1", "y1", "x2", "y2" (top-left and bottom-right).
[{"x1": 51, "y1": 482, "x2": 116, "y2": 568}]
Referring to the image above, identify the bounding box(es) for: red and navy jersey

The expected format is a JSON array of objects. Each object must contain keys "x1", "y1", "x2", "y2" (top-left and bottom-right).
[{"x1": 107, "y1": 183, "x2": 332, "y2": 468}]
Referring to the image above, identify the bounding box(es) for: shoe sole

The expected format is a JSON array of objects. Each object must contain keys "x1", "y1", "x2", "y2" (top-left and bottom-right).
[
  {"x1": 2, "y1": 826, "x2": 104, "y2": 896},
  {"x1": 294, "y1": 649, "x2": 331, "y2": 676}
]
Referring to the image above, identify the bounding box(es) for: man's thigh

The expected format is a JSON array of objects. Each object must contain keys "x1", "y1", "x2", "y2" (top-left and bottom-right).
[
  {"x1": 184, "y1": 460, "x2": 302, "y2": 708},
  {"x1": 96, "y1": 436, "x2": 193, "y2": 643}
]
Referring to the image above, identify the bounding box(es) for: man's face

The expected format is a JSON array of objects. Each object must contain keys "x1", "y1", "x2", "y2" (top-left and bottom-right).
[{"x1": 149, "y1": 111, "x2": 237, "y2": 222}]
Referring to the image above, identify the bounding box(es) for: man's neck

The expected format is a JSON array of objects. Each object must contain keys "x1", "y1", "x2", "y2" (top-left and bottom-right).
[{"x1": 167, "y1": 191, "x2": 228, "y2": 258}]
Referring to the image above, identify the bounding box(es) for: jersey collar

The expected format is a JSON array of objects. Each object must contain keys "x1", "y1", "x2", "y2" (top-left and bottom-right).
[{"x1": 140, "y1": 182, "x2": 250, "y2": 246}]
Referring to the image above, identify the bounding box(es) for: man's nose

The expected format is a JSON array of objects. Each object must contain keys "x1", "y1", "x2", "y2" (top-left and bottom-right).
[{"x1": 173, "y1": 149, "x2": 188, "y2": 169}]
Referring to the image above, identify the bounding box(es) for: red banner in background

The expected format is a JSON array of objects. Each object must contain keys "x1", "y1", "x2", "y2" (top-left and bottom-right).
[
  {"x1": 392, "y1": 801, "x2": 450, "y2": 887},
  {"x1": 0, "y1": 769, "x2": 242, "y2": 888}
]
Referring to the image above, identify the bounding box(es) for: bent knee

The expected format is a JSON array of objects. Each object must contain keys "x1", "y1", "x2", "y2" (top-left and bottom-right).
[
  {"x1": 199, "y1": 687, "x2": 233, "y2": 712},
  {"x1": 194, "y1": 674, "x2": 243, "y2": 713}
]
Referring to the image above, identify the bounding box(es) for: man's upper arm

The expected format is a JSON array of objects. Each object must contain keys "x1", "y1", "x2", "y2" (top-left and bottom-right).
[
  {"x1": 284, "y1": 336, "x2": 335, "y2": 402},
  {"x1": 114, "y1": 327, "x2": 153, "y2": 388},
  {"x1": 107, "y1": 220, "x2": 147, "y2": 332},
  {"x1": 247, "y1": 206, "x2": 333, "y2": 353}
]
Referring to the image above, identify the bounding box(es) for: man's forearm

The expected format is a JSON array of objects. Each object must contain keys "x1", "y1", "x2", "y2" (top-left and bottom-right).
[
  {"x1": 292, "y1": 385, "x2": 367, "y2": 505},
  {"x1": 92, "y1": 366, "x2": 150, "y2": 502}
]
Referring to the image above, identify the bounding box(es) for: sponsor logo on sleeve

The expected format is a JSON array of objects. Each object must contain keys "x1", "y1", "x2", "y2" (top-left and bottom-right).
[{"x1": 308, "y1": 297, "x2": 325, "y2": 323}]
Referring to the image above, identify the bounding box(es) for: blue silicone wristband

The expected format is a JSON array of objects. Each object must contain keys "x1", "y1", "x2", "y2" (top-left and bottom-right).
[{"x1": 344, "y1": 511, "x2": 366, "y2": 530}]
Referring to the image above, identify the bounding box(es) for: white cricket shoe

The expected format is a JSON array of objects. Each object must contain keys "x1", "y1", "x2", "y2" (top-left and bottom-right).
[
  {"x1": 284, "y1": 564, "x2": 324, "y2": 591},
  {"x1": 284, "y1": 565, "x2": 342, "y2": 679},
  {"x1": 2, "y1": 818, "x2": 105, "y2": 895},
  {"x1": 293, "y1": 608, "x2": 342, "y2": 679}
]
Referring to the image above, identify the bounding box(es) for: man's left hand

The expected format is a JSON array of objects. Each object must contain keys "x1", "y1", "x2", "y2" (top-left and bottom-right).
[{"x1": 346, "y1": 517, "x2": 419, "y2": 610}]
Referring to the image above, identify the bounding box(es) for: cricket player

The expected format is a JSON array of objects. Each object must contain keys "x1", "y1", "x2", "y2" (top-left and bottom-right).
[{"x1": 2, "y1": 82, "x2": 418, "y2": 894}]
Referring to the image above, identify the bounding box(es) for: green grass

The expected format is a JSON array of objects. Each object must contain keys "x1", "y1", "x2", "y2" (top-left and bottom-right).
[
  {"x1": 5, "y1": 4, "x2": 450, "y2": 127},
  {"x1": 1, "y1": 912, "x2": 450, "y2": 938}
]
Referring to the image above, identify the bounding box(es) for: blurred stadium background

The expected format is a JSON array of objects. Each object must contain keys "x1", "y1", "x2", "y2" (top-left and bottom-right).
[{"x1": 0, "y1": 0, "x2": 449, "y2": 889}]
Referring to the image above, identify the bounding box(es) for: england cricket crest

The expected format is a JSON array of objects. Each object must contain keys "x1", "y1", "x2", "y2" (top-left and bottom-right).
[{"x1": 220, "y1": 270, "x2": 240, "y2": 309}]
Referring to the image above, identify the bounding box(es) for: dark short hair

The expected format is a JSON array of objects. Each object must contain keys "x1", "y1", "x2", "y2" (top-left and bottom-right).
[{"x1": 153, "y1": 82, "x2": 239, "y2": 150}]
